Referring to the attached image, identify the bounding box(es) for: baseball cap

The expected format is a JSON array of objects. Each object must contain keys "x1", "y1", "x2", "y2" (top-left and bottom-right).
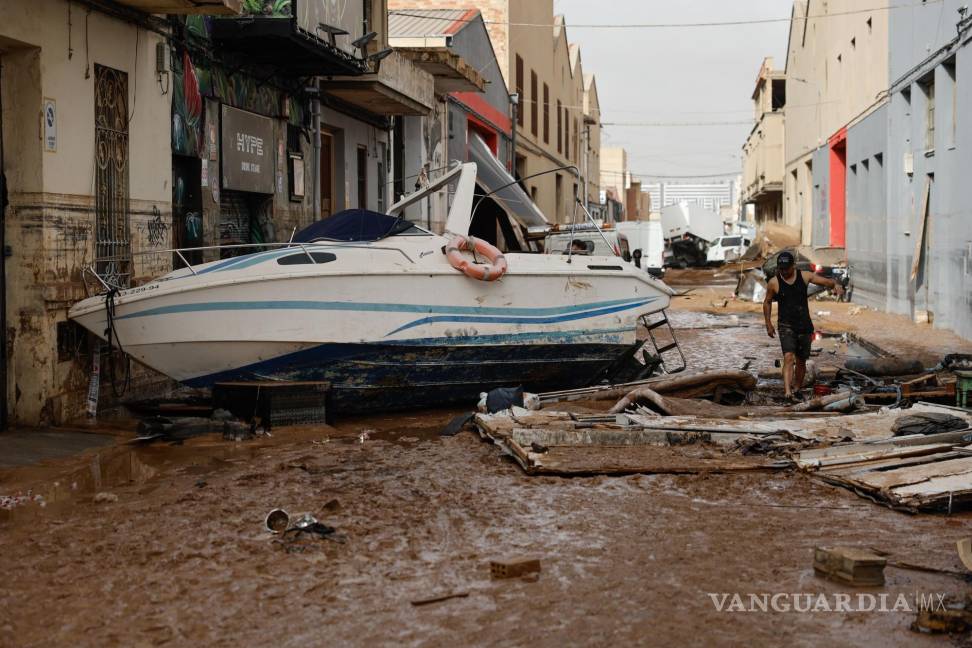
[{"x1": 778, "y1": 251, "x2": 795, "y2": 267}]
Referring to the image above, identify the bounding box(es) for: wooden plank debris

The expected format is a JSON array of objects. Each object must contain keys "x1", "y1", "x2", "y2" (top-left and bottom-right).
[
  {"x1": 797, "y1": 423, "x2": 972, "y2": 511},
  {"x1": 473, "y1": 411, "x2": 791, "y2": 476},
  {"x1": 410, "y1": 591, "x2": 470, "y2": 606}
]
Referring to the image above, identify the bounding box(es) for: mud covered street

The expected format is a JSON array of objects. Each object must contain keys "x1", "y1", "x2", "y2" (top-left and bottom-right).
[{"x1": 2, "y1": 282, "x2": 971, "y2": 647}]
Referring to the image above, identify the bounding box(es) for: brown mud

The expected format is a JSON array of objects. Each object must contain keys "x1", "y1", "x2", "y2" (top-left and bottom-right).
[{"x1": 1, "y1": 269, "x2": 971, "y2": 647}]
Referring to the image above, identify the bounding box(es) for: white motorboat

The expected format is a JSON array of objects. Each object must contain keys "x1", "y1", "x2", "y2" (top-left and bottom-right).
[{"x1": 70, "y1": 163, "x2": 678, "y2": 412}]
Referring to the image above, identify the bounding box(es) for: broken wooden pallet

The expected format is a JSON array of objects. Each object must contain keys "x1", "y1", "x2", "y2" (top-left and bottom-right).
[{"x1": 797, "y1": 437, "x2": 972, "y2": 512}]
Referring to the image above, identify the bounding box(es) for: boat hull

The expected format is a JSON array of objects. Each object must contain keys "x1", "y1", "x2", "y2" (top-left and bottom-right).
[{"x1": 180, "y1": 339, "x2": 633, "y2": 412}]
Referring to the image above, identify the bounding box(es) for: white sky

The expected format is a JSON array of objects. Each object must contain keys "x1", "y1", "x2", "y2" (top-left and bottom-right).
[{"x1": 554, "y1": 0, "x2": 792, "y2": 181}]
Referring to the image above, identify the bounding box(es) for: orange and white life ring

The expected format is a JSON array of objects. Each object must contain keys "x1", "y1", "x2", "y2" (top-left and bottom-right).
[{"x1": 445, "y1": 235, "x2": 508, "y2": 282}]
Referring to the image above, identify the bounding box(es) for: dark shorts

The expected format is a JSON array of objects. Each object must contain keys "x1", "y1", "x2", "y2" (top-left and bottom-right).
[{"x1": 778, "y1": 324, "x2": 812, "y2": 360}]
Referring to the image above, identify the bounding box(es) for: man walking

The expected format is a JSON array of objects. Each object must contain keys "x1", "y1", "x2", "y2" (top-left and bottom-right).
[{"x1": 763, "y1": 251, "x2": 844, "y2": 401}]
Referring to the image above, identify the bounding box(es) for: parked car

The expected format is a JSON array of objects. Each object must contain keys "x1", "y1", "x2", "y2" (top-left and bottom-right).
[{"x1": 706, "y1": 235, "x2": 752, "y2": 265}]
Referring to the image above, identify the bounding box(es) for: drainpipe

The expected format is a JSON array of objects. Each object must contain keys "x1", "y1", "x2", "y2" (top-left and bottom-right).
[
  {"x1": 309, "y1": 85, "x2": 321, "y2": 219},
  {"x1": 582, "y1": 122, "x2": 590, "y2": 218},
  {"x1": 509, "y1": 93, "x2": 519, "y2": 175}
]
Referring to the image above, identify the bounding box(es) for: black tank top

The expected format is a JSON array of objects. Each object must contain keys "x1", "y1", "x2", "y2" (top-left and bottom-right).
[{"x1": 776, "y1": 271, "x2": 814, "y2": 333}]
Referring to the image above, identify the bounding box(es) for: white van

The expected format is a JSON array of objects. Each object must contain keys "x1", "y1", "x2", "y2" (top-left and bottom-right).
[
  {"x1": 706, "y1": 235, "x2": 752, "y2": 265},
  {"x1": 616, "y1": 221, "x2": 665, "y2": 277}
]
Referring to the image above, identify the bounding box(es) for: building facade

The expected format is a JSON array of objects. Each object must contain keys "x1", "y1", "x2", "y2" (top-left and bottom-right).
[
  {"x1": 388, "y1": 0, "x2": 602, "y2": 225},
  {"x1": 783, "y1": 0, "x2": 890, "y2": 246},
  {"x1": 0, "y1": 0, "x2": 435, "y2": 426},
  {"x1": 599, "y1": 146, "x2": 629, "y2": 217},
  {"x1": 2, "y1": 0, "x2": 182, "y2": 426},
  {"x1": 783, "y1": 0, "x2": 972, "y2": 340},
  {"x1": 644, "y1": 181, "x2": 735, "y2": 214},
  {"x1": 388, "y1": 8, "x2": 521, "y2": 243},
  {"x1": 742, "y1": 57, "x2": 785, "y2": 225},
  {"x1": 856, "y1": 0, "x2": 972, "y2": 335}
]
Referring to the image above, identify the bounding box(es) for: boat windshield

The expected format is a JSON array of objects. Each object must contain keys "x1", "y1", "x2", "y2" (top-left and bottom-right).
[{"x1": 293, "y1": 209, "x2": 433, "y2": 243}]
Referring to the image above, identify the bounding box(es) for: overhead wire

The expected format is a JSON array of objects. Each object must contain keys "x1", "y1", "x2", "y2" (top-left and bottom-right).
[{"x1": 389, "y1": 2, "x2": 939, "y2": 30}]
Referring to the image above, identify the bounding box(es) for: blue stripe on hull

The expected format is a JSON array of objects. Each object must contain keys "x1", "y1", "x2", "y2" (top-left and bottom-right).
[
  {"x1": 184, "y1": 340, "x2": 633, "y2": 413},
  {"x1": 118, "y1": 297, "x2": 655, "y2": 321}
]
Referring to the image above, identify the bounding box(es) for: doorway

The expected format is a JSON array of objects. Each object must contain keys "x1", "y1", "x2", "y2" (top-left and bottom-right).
[
  {"x1": 172, "y1": 155, "x2": 203, "y2": 266},
  {"x1": 0, "y1": 56, "x2": 7, "y2": 429},
  {"x1": 914, "y1": 175, "x2": 934, "y2": 322},
  {"x1": 321, "y1": 131, "x2": 334, "y2": 217}
]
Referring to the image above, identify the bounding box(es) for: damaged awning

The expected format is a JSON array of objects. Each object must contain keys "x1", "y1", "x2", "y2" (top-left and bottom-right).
[{"x1": 468, "y1": 133, "x2": 548, "y2": 230}]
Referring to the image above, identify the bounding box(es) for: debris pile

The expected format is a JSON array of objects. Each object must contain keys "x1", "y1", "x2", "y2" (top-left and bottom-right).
[{"x1": 467, "y1": 359, "x2": 972, "y2": 514}]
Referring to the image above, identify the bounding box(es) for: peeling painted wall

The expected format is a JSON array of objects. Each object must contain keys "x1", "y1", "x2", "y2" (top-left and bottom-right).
[{"x1": 1, "y1": 2, "x2": 173, "y2": 425}]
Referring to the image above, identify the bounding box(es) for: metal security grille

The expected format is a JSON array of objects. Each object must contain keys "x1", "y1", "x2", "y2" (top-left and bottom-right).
[{"x1": 94, "y1": 64, "x2": 132, "y2": 287}]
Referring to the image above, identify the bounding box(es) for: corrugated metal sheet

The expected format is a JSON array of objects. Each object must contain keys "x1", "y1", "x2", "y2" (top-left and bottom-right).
[{"x1": 389, "y1": 9, "x2": 469, "y2": 38}]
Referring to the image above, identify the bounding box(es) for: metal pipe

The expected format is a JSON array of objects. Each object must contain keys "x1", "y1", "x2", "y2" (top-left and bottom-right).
[
  {"x1": 582, "y1": 122, "x2": 590, "y2": 216},
  {"x1": 310, "y1": 85, "x2": 321, "y2": 220}
]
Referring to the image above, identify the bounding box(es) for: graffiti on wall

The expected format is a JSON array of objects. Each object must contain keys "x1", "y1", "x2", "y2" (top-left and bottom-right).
[
  {"x1": 172, "y1": 17, "x2": 308, "y2": 149},
  {"x1": 240, "y1": 0, "x2": 291, "y2": 16},
  {"x1": 172, "y1": 51, "x2": 204, "y2": 157},
  {"x1": 145, "y1": 206, "x2": 169, "y2": 248}
]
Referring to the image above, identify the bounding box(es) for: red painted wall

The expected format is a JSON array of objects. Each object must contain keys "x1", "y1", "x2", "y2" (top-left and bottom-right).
[
  {"x1": 467, "y1": 114, "x2": 498, "y2": 156},
  {"x1": 828, "y1": 129, "x2": 847, "y2": 247}
]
